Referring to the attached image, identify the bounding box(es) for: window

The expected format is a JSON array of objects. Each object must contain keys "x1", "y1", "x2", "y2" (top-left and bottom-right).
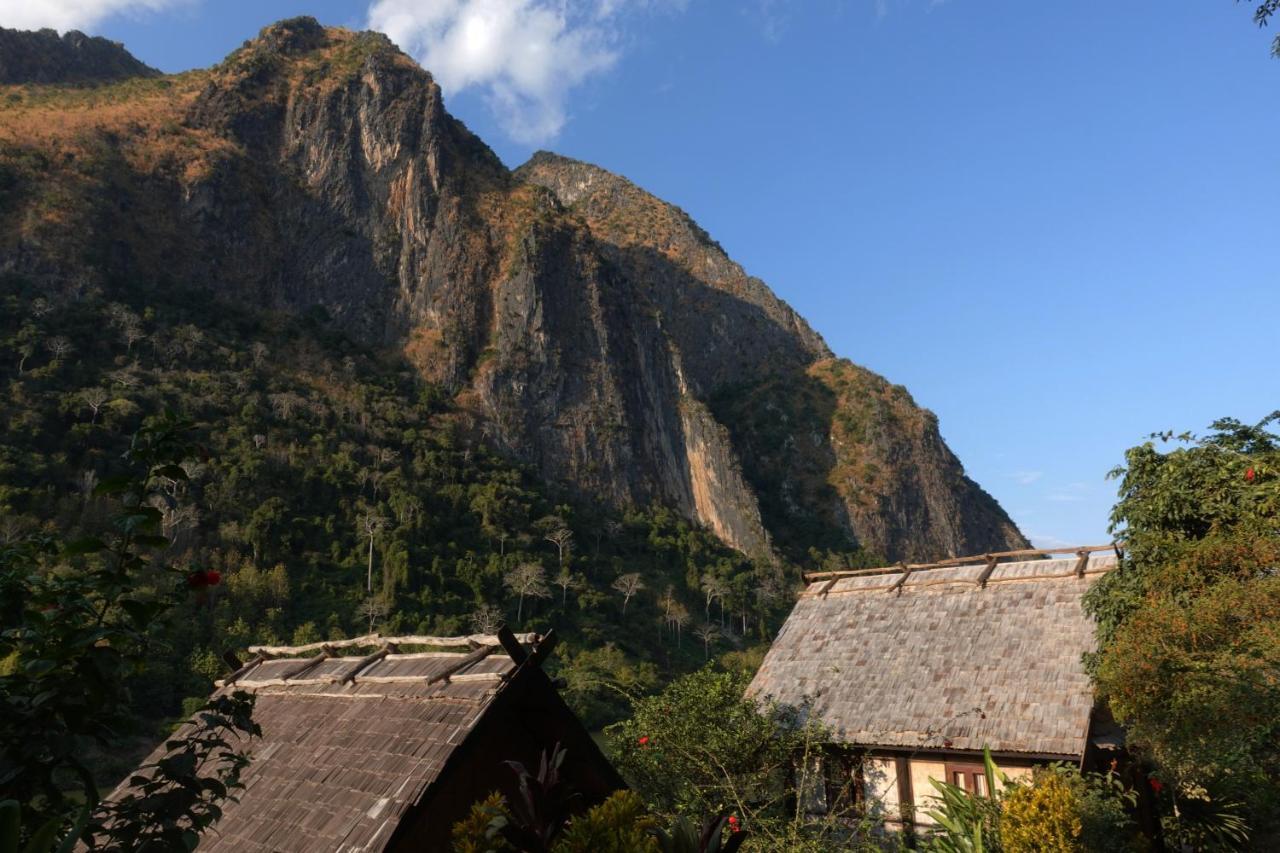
[{"x1": 944, "y1": 762, "x2": 991, "y2": 797}]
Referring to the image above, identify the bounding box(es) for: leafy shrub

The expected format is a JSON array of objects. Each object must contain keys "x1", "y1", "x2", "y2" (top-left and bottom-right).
[{"x1": 999, "y1": 770, "x2": 1081, "y2": 852}]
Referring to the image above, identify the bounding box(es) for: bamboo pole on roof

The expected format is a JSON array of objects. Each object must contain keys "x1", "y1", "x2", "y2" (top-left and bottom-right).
[
  {"x1": 802, "y1": 544, "x2": 1118, "y2": 583},
  {"x1": 247, "y1": 632, "x2": 537, "y2": 656}
]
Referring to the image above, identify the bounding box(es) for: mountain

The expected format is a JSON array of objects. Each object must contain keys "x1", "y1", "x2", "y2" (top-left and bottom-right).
[
  {"x1": 0, "y1": 16, "x2": 1024, "y2": 562},
  {"x1": 0, "y1": 27, "x2": 158, "y2": 84}
]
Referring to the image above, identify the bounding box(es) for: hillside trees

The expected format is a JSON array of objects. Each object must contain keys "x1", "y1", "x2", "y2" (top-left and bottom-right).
[
  {"x1": 0, "y1": 272, "x2": 809, "y2": 755},
  {"x1": 1085, "y1": 413, "x2": 1280, "y2": 842}
]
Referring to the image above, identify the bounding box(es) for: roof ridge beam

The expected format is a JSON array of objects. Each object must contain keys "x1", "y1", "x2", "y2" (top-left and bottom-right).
[
  {"x1": 247, "y1": 632, "x2": 537, "y2": 656},
  {"x1": 804, "y1": 544, "x2": 1118, "y2": 583}
]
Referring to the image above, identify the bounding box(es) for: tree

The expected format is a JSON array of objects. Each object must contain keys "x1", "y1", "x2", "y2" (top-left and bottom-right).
[
  {"x1": 1085, "y1": 412, "x2": 1280, "y2": 837},
  {"x1": 249, "y1": 341, "x2": 269, "y2": 367},
  {"x1": 700, "y1": 574, "x2": 728, "y2": 623},
  {"x1": 607, "y1": 667, "x2": 845, "y2": 847},
  {"x1": 120, "y1": 317, "x2": 146, "y2": 353},
  {"x1": 360, "y1": 512, "x2": 386, "y2": 593},
  {"x1": 545, "y1": 526, "x2": 574, "y2": 568},
  {"x1": 693, "y1": 623, "x2": 720, "y2": 660},
  {"x1": 357, "y1": 595, "x2": 390, "y2": 632},
  {"x1": 13, "y1": 323, "x2": 38, "y2": 375},
  {"x1": 81, "y1": 387, "x2": 111, "y2": 424},
  {"x1": 557, "y1": 644, "x2": 659, "y2": 730},
  {"x1": 45, "y1": 335, "x2": 72, "y2": 362},
  {"x1": 471, "y1": 603, "x2": 504, "y2": 635},
  {"x1": 505, "y1": 562, "x2": 551, "y2": 622},
  {"x1": 668, "y1": 602, "x2": 690, "y2": 648},
  {"x1": 611, "y1": 572, "x2": 644, "y2": 615},
  {"x1": 553, "y1": 566, "x2": 582, "y2": 607}
]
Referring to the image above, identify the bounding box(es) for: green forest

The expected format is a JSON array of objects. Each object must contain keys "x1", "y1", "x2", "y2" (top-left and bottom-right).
[{"x1": 0, "y1": 270, "x2": 875, "y2": 753}]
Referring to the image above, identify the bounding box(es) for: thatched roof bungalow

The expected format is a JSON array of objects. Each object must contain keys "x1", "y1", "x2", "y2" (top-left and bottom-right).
[
  {"x1": 103, "y1": 629, "x2": 622, "y2": 851},
  {"x1": 748, "y1": 547, "x2": 1118, "y2": 829}
]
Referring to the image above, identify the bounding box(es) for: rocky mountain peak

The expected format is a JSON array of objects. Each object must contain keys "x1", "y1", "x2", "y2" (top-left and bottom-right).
[{"x1": 0, "y1": 26, "x2": 159, "y2": 84}]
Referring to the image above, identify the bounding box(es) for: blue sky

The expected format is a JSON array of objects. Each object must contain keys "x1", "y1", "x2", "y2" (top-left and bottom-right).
[{"x1": 9, "y1": 1, "x2": 1279, "y2": 548}]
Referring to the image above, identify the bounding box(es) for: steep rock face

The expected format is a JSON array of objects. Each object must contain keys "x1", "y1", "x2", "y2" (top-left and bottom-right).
[
  {"x1": 0, "y1": 17, "x2": 1023, "y2": 561},
  {"x1": 517, "y1": 153, "x2": 1025, "y2": 561},
  {"x1": 0, "y1": 27, "x2": 158, "y2": 84}
]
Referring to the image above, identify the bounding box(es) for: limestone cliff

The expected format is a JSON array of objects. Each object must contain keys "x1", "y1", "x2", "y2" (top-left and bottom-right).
[{"x1": 0, "y1": 17, "x2": 1025, "y2": 561}]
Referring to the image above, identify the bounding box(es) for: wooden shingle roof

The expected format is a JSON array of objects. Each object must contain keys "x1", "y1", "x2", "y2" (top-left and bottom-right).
[
  {"x1": 105, "y1": 633, "x2": 545, "y2": 852},
  {"x1": 748, "y1": 552, "x2": 1117, "y2": 758}
]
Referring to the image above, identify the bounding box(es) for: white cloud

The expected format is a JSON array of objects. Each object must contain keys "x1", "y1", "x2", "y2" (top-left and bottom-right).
[
  {"x1": 1010, "y1": 469, "x2": 1043, "y2": 486},
  {"x1": 367, "y1": 0, "x2": 682, "y2": 143},
  {"x1": 0, "y1": 0, "x2": 183, "y2": 32}
]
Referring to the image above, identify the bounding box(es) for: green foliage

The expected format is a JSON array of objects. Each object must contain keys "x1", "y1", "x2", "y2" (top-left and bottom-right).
[
  {"x1": 453, "y1": 788, "x2": 662, "y2": 853},
  {"x1": 0, "y1": 413, "x2": 258, "y2": 848},
  {"x1": 651, "y1": 814, "x2": 746, "y2": 853},
  {"x1": 555, "y1": 790, "x2": 659, "y2": 853},
  {"x1": 557, "y1": 644, "x2": 659, "y2": 730},
  {"x1": 999, "y1": 770, "x2": 1081, "y2": 852},
  {"x1": 1158, "y1": 787, "x2": 1250, "y2": 851},
  {"x1": 452, "y1": 792, "x2": 516, "y2": 853},
  {"x1": 1085, "y1": 413, "x2": 1280, "y2": 836},
  {"x1": 607, "y1": 667, "x2": 795, "y2": 819},
  {"x1": 607, "y1": 666, "x2": 878, "y2": 851}
]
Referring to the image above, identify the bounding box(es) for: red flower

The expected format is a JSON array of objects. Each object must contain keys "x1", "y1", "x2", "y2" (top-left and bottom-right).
[
  {"x1": 1149, "y1": 777, "x2": 1164, "y2": 795},
  {"x1": 1246, "y1": 467, "x2": 1256, "y2": 482},
  {"x1": 727, "y1": 815, "x2": 741, "y2": 834},
  {"x1": 206, "y1": 570, "x2": 221, "y2": 586},
  {"x1": 637, "y1": 736, "x2": 649, "y2": 747}
]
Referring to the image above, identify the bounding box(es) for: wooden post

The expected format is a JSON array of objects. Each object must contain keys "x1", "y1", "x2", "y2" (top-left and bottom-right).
[
  {"x1": 888, "y1": 563, "x2": 912, "y2": 595},
  {"x1": 426, "y1": 644, "x2": 498, "y2": 685},
  {"x1": 975, "y1": 555, "x2": 999, "y2": 588},
  {"x1": 335, "y1": 646, "x2": 390, "y2": 684},
  {"x1": 895, "y1": 754, "x2": 916, "y2": 845},
  {"x1": 528, "y1": 629, "x2": 559, "y2": 668},
  {"x1": 221, "y1": 653, "x2": 267, "y2": 686},
  {"x1": 497, "y1": 625, "x2": 529, "y2": 665},
  {"x1": 280, "y1": 647, "x2": 333, "y2": 681}
]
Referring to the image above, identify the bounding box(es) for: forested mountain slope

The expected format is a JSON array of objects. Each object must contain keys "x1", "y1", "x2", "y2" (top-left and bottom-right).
[{"x1": 0, "y1": 16, "x2": 1024, "y2": 565}]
